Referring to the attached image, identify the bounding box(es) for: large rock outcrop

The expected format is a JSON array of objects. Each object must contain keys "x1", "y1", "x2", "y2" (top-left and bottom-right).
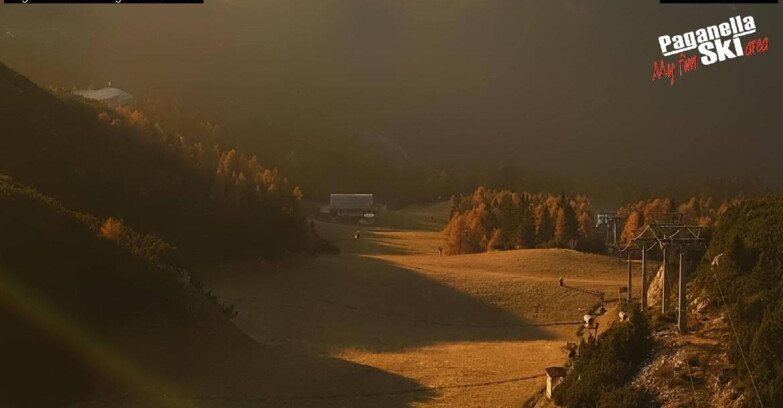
[{"x1": 647, "y1": 264, "x2": 677, "y2": 311}]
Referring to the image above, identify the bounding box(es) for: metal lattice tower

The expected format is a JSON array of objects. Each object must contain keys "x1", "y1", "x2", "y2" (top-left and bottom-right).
[{"x1": 621, "y1": 213, "x2": 706, "y2": 334}]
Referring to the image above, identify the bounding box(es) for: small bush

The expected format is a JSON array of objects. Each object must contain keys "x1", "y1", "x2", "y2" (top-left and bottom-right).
[
  {"x1": 100, "y1": 217, "x2": 125, "y2": 241},
  {"x1": 596, "y1": 385, "x2": 658, "y2": 408},
  {"x1": 650, "y1": 310, "x2": 677, "y2": 331}
]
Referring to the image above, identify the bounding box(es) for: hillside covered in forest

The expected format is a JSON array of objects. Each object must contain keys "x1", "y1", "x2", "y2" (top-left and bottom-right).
[
  {"x1": 692, "y1": 195, "x2": 783, "y2": 406},
  {"x1": 0, "y1": 61, "x2": 327, "y2": 263}
]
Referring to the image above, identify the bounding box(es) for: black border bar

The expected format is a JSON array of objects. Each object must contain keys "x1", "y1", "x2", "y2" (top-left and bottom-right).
[
  {"x1": 661, "y1": 0, "x2": 777, "y2": 3},
  {"x1": 4, "y1": 0, "x2": 202, "y2": 3}
]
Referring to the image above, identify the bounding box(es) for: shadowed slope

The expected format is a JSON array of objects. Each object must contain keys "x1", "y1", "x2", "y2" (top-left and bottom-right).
[
  {"x1": 207, "y1": 252, "x2": 552, "y2": 355},
  {"x1": 0, "y1": 180, "x2": 431, "y2": 408}
]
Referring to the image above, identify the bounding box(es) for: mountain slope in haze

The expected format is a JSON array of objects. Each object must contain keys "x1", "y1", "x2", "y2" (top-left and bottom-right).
[
  {"x1": 1, "y1": 2, "x2": 781, "y2": 189},
  {"x1": 0, "y1": 178, "x2": 428, "y2": 408},
  {"x1": 0, "y1": 61, "x2": 324, "y2": 263}
]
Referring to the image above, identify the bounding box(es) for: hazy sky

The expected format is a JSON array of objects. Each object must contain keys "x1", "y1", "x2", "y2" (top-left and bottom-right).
[{"x1": 1, "y1": 1, "x2": 781, "y2": 184}]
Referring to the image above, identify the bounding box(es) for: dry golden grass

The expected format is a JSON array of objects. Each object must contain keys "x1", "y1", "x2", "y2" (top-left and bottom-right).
[{"x1": 198, "y1": 203, "x2": 641, "y2": 407}]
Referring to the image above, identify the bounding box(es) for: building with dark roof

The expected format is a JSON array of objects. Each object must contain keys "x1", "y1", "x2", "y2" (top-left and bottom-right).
[{"x1": 329, "y1": 194, "x2": 374, "y2": 218}]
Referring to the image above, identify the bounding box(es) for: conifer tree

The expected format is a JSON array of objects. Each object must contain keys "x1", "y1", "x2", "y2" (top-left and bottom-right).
[
  {"x1": 444, "y1": 213, "x2": 468, "y2": 254},
  {"x1": 554, "y1": 202, "x2": 579, "y2": 248},
  {"x1": 535, "y1": 204, "x2": 554, "y2": 246},
  {"x1": 621, "y1": 211, "x2": 642, "y2": 244},
  {"x1": 519, "y1": 204, "x2": 537, "y2": 248},
  {"x1": 449, "y1": 194, "x2": 461, "y2": 218}
]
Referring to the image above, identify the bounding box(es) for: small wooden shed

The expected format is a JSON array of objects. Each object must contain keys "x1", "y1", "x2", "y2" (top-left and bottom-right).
[{"x1": 545, "y1": 366, "x2": 567, "y2": 399}]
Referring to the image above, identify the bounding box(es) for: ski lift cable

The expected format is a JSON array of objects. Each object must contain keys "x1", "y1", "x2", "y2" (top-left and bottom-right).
[
  {"x1": 683, "y1": 355, "x2": 700, "y2": 408},
  {"x1": 712, "y1": 268, "x2": 765, "y2": 408}
]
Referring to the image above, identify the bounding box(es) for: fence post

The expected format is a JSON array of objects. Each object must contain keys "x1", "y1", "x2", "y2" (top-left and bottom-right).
[
  {"x1": 678, "y1": 250, "x2": 687, "y2": 333},
  {"x1": 627, "y1": 251, "x2": 632, "y2": 303},
  {"x1": 662, "y1": 244, "x2": 670, "y2": 313}
]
